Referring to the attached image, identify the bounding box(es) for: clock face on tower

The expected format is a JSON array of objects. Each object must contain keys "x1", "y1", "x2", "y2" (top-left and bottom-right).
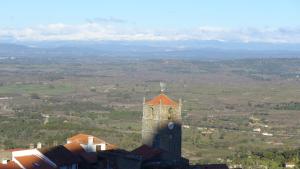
[{"x1": 168, "y1": 122, "x2": 174, "y2": 130}]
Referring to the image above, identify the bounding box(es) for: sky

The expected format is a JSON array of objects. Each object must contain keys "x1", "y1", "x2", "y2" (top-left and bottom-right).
[{"x1": 0, "y1": 0, "x2": 300, "y2": 43}]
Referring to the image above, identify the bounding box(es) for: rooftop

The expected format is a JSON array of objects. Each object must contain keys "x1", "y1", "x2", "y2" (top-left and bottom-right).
[
  {"x1": 67, "y1": 134, "x2": 106, "y2": 145},
  {"x1": 39, "y1": 145, "x2": 80, "y2": 166},
  {"x1": 64, "y1": 142, "x2": 85, "y2": 155},
  {"x1": 146, "y1": 93, "x2": 178, "y2": 107},
  {"x1": 80, "y1": 152, "x2": 98, "y2": 164},
  {"x1": 66, "y1": 134, "x2": 117, "y2": 150},
  {"x1": 132, "y1": 145, "x2": 163, "y2": 160},
  {"x1": 14, "y1": 155, "x2": 55, "y2": 169},
  {"x1": 0, "y1": 161, "x2": 21, "y2": 169}
]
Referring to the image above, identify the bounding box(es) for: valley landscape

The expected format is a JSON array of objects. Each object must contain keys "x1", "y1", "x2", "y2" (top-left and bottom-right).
[
  {"x1": 1, "y1": 1, "x2": 300, "y2": 168},
  {"x1": 1, "y1": 48, "x2": 300, "y2": 168}
]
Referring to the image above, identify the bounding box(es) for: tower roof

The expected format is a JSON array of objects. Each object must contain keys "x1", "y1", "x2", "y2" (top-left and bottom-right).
[{"x1": 146, "y1": 93, "x2": 178, "y2": 106}]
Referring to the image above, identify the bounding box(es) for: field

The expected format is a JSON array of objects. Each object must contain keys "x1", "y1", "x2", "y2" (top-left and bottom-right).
[{"x1": 0, "y1": 56, "x2": 300, "y2": 168}]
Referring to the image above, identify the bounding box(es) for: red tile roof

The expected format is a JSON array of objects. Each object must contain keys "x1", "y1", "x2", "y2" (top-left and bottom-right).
[
  {"x1": 64, "y1": 143, "x2": 97, "y2": 164},
  {"x1": 0, "y1": 161, "x2": 21, "y2": 169},
  {"x1": 14, "y1": 155, "x2": 55, "y2": 169},
  {"x1": 39, "y1": 145, "x2": 80, "y2": 166},
  {"x1": 146, "y1": 93, "x2": 178, "y2": 106},
  {"x1": 131, "y1": 145, "x2": 162, "y2": 160},
  {"x1": 67, "y1": 134, "x2": 105, "y2": 145},
  {"x1": 106, "y1": 143, "x2": 117, "y2": 150},
  {"x1": 67, "y1": 134, "x2": 117, "y2": 150},
  {"x1": 64, "y1": 142, "x2": 85, "y2": 155}
]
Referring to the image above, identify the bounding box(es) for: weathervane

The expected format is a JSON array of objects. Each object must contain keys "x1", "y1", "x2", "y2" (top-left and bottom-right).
[{"x1": 160, "y1": 82, "x2": 166, "y2": 92}]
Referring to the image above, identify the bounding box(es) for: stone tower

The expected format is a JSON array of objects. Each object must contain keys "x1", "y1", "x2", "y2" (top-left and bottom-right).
[{"x1": 142, "y1": 90, "x2": 182, "y2": 160}]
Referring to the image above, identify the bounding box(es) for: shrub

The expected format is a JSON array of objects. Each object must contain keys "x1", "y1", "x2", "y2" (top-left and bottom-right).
[{"x1": 30, "y1": 93, "x2": 40, "y2": 99}]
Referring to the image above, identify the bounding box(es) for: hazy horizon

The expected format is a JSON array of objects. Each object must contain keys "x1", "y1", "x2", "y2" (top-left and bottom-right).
[{"x1": 1, "y1": 0, "x2": 300, "y2": 43}]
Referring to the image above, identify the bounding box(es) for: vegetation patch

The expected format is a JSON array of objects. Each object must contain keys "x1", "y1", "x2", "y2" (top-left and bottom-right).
[
  {"x1": 273, "y1": 102, "x2": 300, "y2": 110},
  {"x1": 0, "y1": 83, "x2": 74, "y2": 95}
]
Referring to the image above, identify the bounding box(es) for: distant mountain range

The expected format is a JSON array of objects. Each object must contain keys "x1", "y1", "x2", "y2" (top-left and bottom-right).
[{"x1": 0, "y1": 40, "x2": 300, "y2": 60}]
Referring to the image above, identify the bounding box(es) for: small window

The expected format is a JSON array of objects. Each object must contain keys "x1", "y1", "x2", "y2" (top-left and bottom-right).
[
  {"x1": 96, "y1": 145, "x2": 102, "y2": 151},
  {"x1": 150, "y1": 107, "x2": 154, "y2": 117},
  {"x1": 168, "y1": 108, "x2": 173, "y2": 119}
]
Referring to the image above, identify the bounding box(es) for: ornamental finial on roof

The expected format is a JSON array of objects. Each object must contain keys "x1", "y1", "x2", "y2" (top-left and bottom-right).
[{"x1": 160, "y1": 82, "x2": 166, "y2": 93}]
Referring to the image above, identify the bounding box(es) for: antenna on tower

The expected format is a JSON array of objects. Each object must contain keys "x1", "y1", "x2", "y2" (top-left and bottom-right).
[{"x1": 160, "y1": 82, "x2": 166, "y2": 92}]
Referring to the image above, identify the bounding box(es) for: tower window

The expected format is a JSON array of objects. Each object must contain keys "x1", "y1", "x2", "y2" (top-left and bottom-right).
[
  {"x1": 168, "y1": 108, "x2": 173, "y2": 120},
  {"x1": 150, "y1": 107, "x2": 154, "y2": 118}
]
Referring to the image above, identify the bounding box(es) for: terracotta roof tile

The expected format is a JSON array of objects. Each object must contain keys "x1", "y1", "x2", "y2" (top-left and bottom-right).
[
  {"x1": 67, "y1": 134, "x2": 116, "y2": 150},
  {"x1": 64, "y1": 142, "x2": 85, "y2": 155},
  {"x1": 14, "y1": 155, "x2": 55, "y2": 169},
  {"x1": 39, "y1": 145, "x2": 80, "y2": 166},
  {"x1": 64, "y1": 143, "x2": 98, "y2": 164},
  {"x1": 0, "y1": 161, "x2": 21, "y2": 169},
  {"x1": 106, "y1": 143, "x2": 117, "y2": 150},
  {"x1": 67, "y1": 134, "x2": 105, "y2": 145},
  {"x1": 146, "y1": 93, "x2": 178, "y2": 106}
]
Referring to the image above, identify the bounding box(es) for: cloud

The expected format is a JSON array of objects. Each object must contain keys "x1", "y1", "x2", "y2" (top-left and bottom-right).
[
  {"x1": 86, "y1": 17, "x2": 127, "y2": 24},
  {"x1": 0, "y1": 23, "x2": 299, "y2": 43}
]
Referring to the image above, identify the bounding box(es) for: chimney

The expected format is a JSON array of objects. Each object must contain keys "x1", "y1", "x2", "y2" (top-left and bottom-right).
[
  {"x1": 29, "y1": 143, "x2": 34, "y2": 149},
  {"x1": 88, "y1": 136, "x2": 94, "y2": 145},
  {"x1": 37, "y1": 142, "x2": 42, "y2": 149},
  {"x1": 53, "y1": 140, "x2": 58, "y2": 146},
  {"x1": 2, "y1": 160, "x2": 8, "y2": 164}
]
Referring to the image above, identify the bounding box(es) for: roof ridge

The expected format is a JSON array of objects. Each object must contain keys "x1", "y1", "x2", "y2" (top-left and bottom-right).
[{"x1": 146, "y1": 93, "x2": 178, "y2": 106}]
